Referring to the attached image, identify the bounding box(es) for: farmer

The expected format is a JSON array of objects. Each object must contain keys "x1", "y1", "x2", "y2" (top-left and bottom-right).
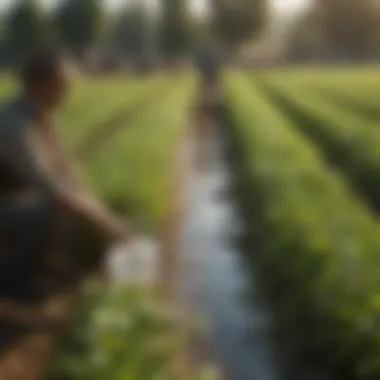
[
  {"x1": 196, "y1": 45, "x2": 221, "y2": 94},
  {"x1": 0, "y1": 47, "x2": 130, "y2": 301},
  {"x1": 195, "y1": 46, "x2": 222, "y2": 169}
]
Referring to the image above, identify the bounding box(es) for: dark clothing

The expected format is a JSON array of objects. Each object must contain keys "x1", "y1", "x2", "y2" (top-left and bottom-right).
[
  {"x1": 0, "y1": 96, "x2": 105, "y2": 300},
  {"x1": 0, "y1": 160, "x2": 31, "y2": 197},
  {"x1": 0, "y1": 195, "x2": 107, "y2": 298},
  {"x1": 196, "y1": 49, "x2": 220, "y2": 86},
  {"x1": 0, "y1": 198, "x2": 57, "y2": 286}
]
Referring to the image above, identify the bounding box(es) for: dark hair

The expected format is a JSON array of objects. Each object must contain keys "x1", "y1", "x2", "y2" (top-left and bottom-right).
[{"x1": 20, "y1": 46, "x2": 63, "y2": 88}]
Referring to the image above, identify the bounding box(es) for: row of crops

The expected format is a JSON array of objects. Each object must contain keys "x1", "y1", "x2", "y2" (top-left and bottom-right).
[
  {"x1": 224, "y1": 70, "x2": 380, "y2": 379},
  {"x1": 81, "y1": 77, "x2": 194, "y2": 231},
  {"x1": 0, "y1": 72, "x2": 209, "y2": 379}
]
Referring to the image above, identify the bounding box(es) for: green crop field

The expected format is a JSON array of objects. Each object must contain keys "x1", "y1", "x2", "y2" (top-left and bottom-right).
[
  {"x1": 7, "y1": 65, "x2": 380, "y2": 379},
  {"x1": 83, "y1": 76, "x2": 194, "y2": 231},
  {"x1": 225, "y1": 69, "x2": 380, "y2": 379}
]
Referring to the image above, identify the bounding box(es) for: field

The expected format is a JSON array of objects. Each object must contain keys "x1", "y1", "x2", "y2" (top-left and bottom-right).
[
  {"x1": 4, "y1": 66, "x2": 380, "y2": 379},
  {"x1": 224, "y1": 68, "x2": 380, "y2": 379}
]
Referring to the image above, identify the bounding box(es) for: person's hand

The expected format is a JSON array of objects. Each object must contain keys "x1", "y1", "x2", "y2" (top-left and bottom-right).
[{"x1": 105, "y1": 217, "x2": 132, "y2": 244}]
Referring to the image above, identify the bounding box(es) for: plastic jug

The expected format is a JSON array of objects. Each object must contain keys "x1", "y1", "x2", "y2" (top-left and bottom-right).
[{"x1": 107, "y1": 235, "x2": 159, "y2": 286}]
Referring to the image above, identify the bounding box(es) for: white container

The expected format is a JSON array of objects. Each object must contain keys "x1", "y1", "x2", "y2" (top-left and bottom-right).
[{"x1": 106, "y1": 235, "x2": 159, "y2": 286}]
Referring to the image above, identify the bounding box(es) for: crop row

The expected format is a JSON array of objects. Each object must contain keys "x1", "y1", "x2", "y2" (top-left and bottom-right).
[
  {"x1": 60, "y1": 76, "x2": 168, "y2": 146},
  {"x1": 257, "y1": 77, "x2": 380, "y2": 214},
  {"x1": 225, "y1": 73, "x2": 380, "y2": 379},
  {"x1": 295, "y1": 83, "x2": 380, "y2": 123},
  {"x1": 82, "y1": 75, "x2": 194, "y2": 231},
  {"x1": 262, "y1": 68, "x2": 380, "y2": 94}
]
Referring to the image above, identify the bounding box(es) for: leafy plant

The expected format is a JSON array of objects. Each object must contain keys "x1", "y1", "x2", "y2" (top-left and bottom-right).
[{"x1": 53, "y1": 283, "x2": 175, "y2": 380}]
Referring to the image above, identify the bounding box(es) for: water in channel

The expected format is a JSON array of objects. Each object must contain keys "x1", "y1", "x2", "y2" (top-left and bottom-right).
[{"x1": 180, "y1": 130, "x2": 281, "y2": 380}]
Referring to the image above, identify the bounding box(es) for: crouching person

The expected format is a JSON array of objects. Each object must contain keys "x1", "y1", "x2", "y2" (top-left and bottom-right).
[{"x1": 0, "y1": 48, "x2": 130, "y2": 302}]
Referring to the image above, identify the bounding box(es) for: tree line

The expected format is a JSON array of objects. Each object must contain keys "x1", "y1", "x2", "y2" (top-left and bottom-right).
[
  {"x1": 0, "y1": 0, "x2": 268, "y2": 65},
  {"x1": 287, "y1": 0, "x2": 380, "y2": 63},
  {"x1": 2, "y1": 0, "x2": 378, "y2": 67}
]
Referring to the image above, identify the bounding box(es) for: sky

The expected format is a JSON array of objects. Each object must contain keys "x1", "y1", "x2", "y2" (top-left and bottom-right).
[
  {"x1": 0, "y1": 0, "x2": 311, "y2": 15},
  {"x1": 274, "y1": 0, "x2": 310, "y2": 15}
]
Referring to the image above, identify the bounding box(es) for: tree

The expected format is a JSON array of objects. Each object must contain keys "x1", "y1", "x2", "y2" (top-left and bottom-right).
[
  {"x1": 112, "y1": 3, "x2": 147, "y2": 59},
  {"x1": 285, "y1": 0, "x2": 380, "y2": 62},
  {"x1": 159, "y1": 0, "x2": 193, "y2": 59},
  {"x1": 54, "y1": 0, "x2": 107, "y2": 56},
  {"x1": 285, "y1": 9, "x2": 328, "y2": 62},
  {"x1": 210, "y1": 0, "x2": 267, "y2": 50},
  {"x1": 6, "y1": 0, "x2": 52, "y2": 61},
  {"x1": 315, "y1": 0, "x2": 378, "y2": 60},
  {"x1": 371, "y1": 8, "x2": 380, "y2": 59}
]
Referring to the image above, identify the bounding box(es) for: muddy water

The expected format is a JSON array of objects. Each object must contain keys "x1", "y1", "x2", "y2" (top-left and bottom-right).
[{"x1": 180, "y1": 133, "x2": 280, "y2": 380}]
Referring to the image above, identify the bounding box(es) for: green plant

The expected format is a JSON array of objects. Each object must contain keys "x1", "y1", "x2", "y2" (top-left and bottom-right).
[
  {"x1": 225, "y1": 73, "x2": 380, "y2": 378},
  {"x1": 53, "y1": 282, "x2": 175, "y2": 380}
]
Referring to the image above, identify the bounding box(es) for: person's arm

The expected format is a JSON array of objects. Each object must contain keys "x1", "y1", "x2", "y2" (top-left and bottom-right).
[
  {"x1": 51, "y1": 130, "x2": 133, "y2": 240},
  {"x1": 50, "y1": 130, "x2": 113, "y2": 214},
  {"x1": 3, "y1": 125, "x2": 129, "y2": 242}
]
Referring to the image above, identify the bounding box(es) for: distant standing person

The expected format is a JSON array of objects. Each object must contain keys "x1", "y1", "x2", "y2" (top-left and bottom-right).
[
  {"x1": 197, "y1": 46, "x2": 221, "y2": 94},
  {"x1": 0, "y1": 47, "x2": 130, "y2": 301},
  {"x1": 195, "y1": 46, "x2": 222, "y2": 169}
]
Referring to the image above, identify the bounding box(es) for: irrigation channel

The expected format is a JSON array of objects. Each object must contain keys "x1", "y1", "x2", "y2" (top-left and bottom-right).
[
  {"x1": 179, "y1": 114, "x2": 281, "y2": 379},
  {"x1": 108, "y1": 102, "x2": 283, "y2": 379}
]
